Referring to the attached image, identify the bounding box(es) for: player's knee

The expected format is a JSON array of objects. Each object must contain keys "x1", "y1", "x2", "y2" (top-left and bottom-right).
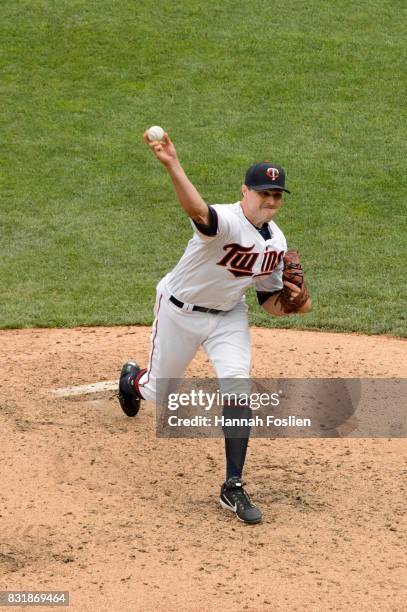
[
  {"x1": 218, "y1": 371, "x2": 251, "y2": 402},
  {"x1": 221, "y1": 367, "x2": 250, "y2": 379}
]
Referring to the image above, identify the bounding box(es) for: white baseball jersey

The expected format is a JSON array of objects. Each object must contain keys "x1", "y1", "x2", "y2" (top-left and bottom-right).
[
  {"x1": 138, "y1": 201, "x2": 288, "y2": 403},
  {"x1": 166, "y1": 201, "x2": 287, "y2": 311}
]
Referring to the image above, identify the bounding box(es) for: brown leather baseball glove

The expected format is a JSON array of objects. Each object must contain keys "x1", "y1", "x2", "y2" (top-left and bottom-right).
[{"x1": 277, "y1": 249, "x2": 309, "y2": 314}]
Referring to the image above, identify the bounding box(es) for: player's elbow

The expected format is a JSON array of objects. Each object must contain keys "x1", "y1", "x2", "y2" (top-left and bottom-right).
[
  {"x1": 191, "y1": 210, "x2": 210, "y2": 226},
  {"x1": 297, "y1": 297, "x2": 312, "y2": 314},
  {"x1": 261, "y1": 301, "x2": 286, "y2": 317},
  {"x1": 261, "y1": 296, "x2": 312, "y2": 317}
]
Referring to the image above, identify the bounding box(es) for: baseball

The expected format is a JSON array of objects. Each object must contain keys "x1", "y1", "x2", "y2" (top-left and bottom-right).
[{"x1": 147, "y1": 125, "x2": 165, "y2": 142}]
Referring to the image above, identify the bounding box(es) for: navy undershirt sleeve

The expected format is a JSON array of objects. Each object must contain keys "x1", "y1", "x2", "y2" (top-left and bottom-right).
[
  {"x1": 193, "y1": 205, "x2": 219, "y2": 236},
  {"x1": 256, "y1": 291, "x2": 275, "y2": 305},
  {"x1": 256, "y1": 289, "x2": 281, "y2": 305}
]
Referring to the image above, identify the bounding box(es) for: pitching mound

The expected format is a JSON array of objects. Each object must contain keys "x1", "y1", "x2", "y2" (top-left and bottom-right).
[{"x1": 0, "y1": 326, "x2": 406, "y2": 611}]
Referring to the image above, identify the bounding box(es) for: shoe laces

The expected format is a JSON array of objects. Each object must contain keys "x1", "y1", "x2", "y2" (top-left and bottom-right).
[{"x1": 225, "y1": 479, "x2": 255, "y2": 509}]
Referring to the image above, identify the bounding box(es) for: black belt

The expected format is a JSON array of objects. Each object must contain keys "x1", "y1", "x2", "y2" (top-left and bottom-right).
[{"x1": 170, "y1": 295, "x2": 224, "y2": 315}]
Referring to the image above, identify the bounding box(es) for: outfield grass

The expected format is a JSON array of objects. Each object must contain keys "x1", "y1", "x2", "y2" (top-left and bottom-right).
[{"x1": 1, "y1": 0, "x2": 406, "y2": 335}]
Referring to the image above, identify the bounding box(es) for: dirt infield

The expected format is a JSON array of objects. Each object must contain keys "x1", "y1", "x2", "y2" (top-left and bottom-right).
[{"x1": 0, "y1": 326, "x2": 406, "y2": 611}]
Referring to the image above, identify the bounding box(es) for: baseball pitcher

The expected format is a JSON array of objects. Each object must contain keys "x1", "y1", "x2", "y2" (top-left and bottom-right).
[{"x1": 117, "y1": 130, "x2": 312, "y2": 523}]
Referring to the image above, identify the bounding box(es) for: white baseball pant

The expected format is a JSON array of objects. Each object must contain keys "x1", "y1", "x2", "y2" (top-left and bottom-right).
[{"x1": 137, "y1": 277, "x2": 251, "y2": 402}]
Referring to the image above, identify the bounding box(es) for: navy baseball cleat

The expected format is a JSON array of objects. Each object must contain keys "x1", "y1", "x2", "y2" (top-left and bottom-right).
[
  {"x1": 117, "y1": 361, "x2": 144, "y2": 417},
  {"x1": 219, "y1": 477, "x2": 262, "y2": 524}
]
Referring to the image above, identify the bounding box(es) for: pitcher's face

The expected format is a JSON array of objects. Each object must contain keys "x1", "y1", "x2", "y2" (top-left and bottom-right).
[{"x1": 241, "y1": 185, "x2": 284, "y2": 226}]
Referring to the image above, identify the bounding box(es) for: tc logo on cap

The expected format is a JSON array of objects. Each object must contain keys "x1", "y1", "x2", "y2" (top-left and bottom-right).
[{"x1": 266, "y1": 167, "x2": 280, "y2": 181}]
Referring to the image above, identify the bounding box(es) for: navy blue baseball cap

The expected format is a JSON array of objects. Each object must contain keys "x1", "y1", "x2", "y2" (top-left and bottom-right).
[{"x1": 245, "y1": 162, "x2": 291, "y2": 193}]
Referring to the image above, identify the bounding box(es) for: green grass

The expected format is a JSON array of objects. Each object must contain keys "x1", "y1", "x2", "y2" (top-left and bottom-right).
[{"x1": 1, "y1": 0, "x2": 406, "y2": 335}]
